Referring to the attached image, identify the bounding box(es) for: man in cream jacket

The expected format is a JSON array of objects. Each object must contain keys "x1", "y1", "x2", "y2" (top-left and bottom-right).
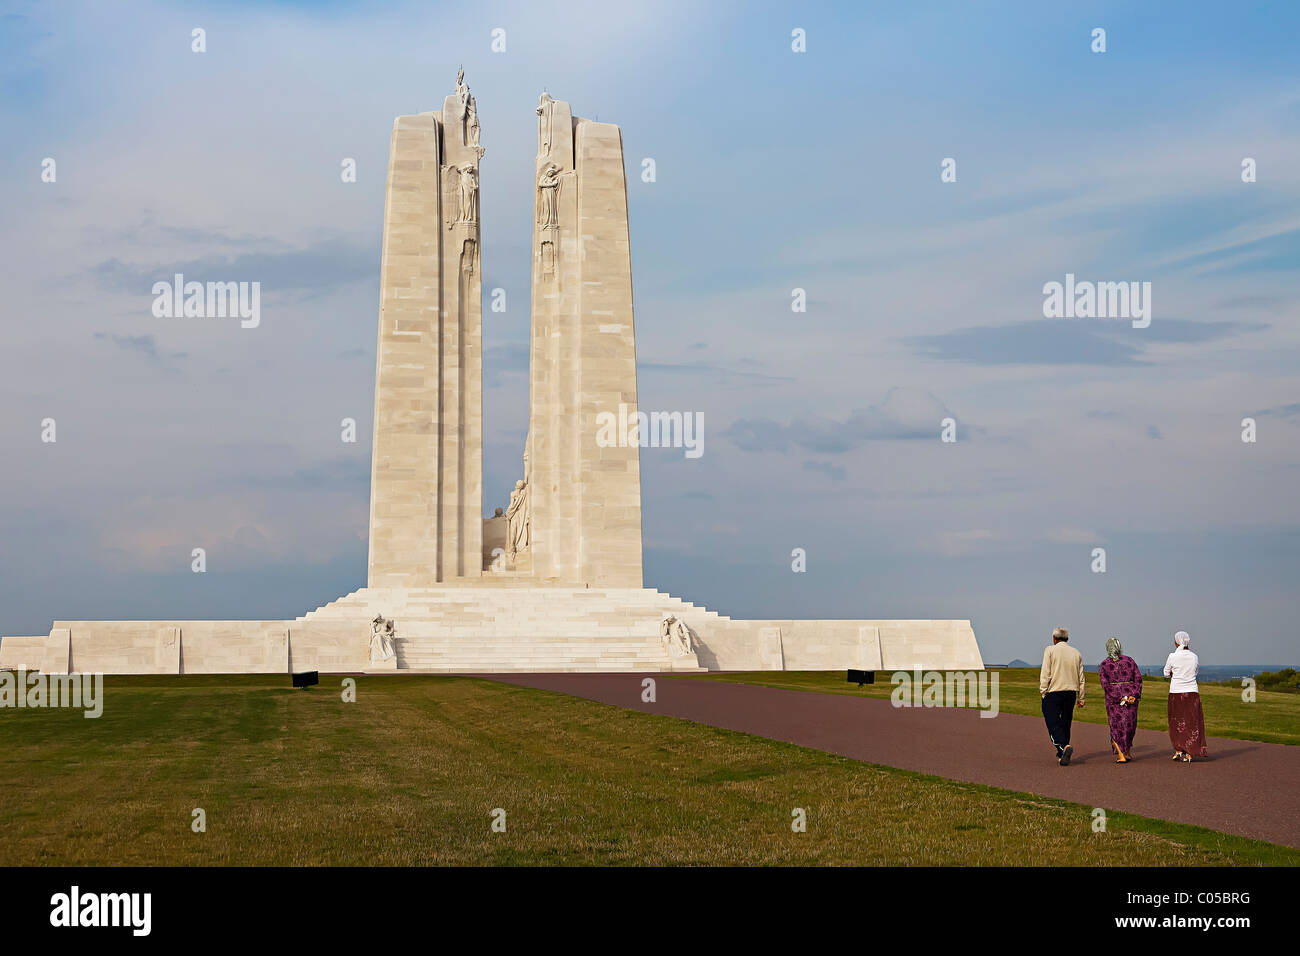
[{"x1": 1040, "y1": 627, "x2": 1086, "y2": 765}]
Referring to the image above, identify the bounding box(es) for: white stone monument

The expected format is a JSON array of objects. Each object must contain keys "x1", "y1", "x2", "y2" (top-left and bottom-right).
[{"x1": 0, "y1": 71, "x2": 984, "y2": 677}]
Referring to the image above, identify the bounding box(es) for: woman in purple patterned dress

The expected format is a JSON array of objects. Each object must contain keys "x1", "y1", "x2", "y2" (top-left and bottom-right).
[{"x1": 1099, "y1": 637, "x2": 1143, "y2": 763}]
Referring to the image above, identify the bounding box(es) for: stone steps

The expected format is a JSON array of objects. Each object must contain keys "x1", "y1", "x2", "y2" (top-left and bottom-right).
[
  {"x1": 297, "y1": 587, "x2": 731, "y2": 628},
  {"x1": 396, "y1": 638, "x2": 696, "y2": 672},
  {"x1": 295, "y1": 585, "x2": 717, "y2": 673},
  {"x1": 379, "y1": 665, "x2": 708, "y2": 674},
  {"x1": 399, "y1": 652, "x2": 673, "y2": 663}
]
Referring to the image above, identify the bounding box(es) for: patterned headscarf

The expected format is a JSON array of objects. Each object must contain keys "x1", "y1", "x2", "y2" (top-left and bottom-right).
[
  {"x1": 1174, "y1": 630, "x2": 1191, "y2": 648},
  {"x1": 1106, "y1": 637, "x2": 1122, "y2": 662}
]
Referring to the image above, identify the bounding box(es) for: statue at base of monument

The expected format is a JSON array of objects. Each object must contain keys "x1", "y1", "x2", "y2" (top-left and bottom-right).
[
  {"x1": 506, "y1": 478, "x2": 530, "y2": 559},
  {"x1": 660, "y1": 615, "x2": 693, "y2": 658},
  {"x1": 369, "y1": 614, "x2": 397, "y2": 667}
]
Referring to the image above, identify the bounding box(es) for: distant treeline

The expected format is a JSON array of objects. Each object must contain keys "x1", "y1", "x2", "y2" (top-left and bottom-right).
[
  {"x1": 1002, "y1": 663, "x2": 1299, "y2": 690},
  {"x1": 1206, "y1": 667, "x2": 1299, "y2": 693}
]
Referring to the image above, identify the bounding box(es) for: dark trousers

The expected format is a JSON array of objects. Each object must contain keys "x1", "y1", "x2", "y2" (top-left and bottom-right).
[{"x1": 1041, "y1": 690, "x2": 1077, "y2": 750}]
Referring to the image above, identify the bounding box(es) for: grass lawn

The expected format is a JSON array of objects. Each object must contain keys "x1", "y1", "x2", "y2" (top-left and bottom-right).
[
  {"x1": 677, "y1": 668, "x2": 1300, "y2": 746},
  {"x1": 1, "y1": 674, "x2": 1296, "y2": 866}
]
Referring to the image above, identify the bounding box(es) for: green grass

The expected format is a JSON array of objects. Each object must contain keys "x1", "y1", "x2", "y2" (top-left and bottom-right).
[
  {"x1": 0, "y1": 674, "x2": 1296, "y2": 865},
  {"x1": 677, "y1": 668, "x2": 1300, "y2": 746}
]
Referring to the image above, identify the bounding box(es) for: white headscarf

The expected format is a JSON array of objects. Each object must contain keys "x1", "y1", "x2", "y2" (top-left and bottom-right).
[{"x1": 1174, "y1": 630, "x2": 1191, "y2": 649}]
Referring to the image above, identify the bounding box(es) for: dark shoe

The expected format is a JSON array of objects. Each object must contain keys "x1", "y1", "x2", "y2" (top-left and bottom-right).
[{"x1": 1059, "y1": 744, "x2": 1073, "y2": 766}]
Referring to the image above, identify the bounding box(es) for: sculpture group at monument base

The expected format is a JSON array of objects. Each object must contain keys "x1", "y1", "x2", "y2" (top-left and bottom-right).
[{"x1": 0, "y1": 585, "x2": 983, "y2": 676}]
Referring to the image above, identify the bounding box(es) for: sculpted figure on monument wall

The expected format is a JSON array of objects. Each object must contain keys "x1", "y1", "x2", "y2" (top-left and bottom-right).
[
  {"x1": 506, "y1": 479, "x2": 530, "y2": 557},
  {"x1": 453, "y1": 68, "x2": 480, "y2": 149},
  {"x1": 536, "y1": 90, "x2": 554, "y2": 156},
  {"x1": 369, "y1": 614, "x2": 397, "y2": 665},
  {"x1": 537, "y1": 163, "x2": 561, "y2": 229},
  {"x1": 457, "y1": 164, "x2": 479, "y2": 224},
  {"x1": 466, "y1": 96, "x2": 480, "y2": 148}
]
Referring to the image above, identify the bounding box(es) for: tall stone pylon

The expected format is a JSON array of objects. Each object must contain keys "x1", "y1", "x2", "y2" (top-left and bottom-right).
[
  {"x1": 525, "y1": 93, "x2": 644, "y2": 587},
  {"x1": 368, "y1": 70, "x2": 484, "y2": 586}
]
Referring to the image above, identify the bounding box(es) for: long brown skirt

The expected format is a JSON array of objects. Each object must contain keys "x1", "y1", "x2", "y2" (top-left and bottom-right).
[{"x1": 1167, "y1": 691, "x2": 1209, "y2": 757}]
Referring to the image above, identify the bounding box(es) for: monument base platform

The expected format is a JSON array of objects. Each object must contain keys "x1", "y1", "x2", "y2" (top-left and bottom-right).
[{"x1": 0, "y1": 585, "x2": 983, "y2": 675}]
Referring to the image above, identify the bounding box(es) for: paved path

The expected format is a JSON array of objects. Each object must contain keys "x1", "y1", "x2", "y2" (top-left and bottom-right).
[{"x1": 487, "y1": 674, "x2": 1300, "y2": 848}]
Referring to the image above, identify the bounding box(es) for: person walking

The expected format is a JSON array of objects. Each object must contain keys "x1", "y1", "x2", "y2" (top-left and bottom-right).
[
  {"x1": 1039, "y1": 627, "x2": 1085, "y2": 765},
  {"x1": 1099, "y1": 637, "x2": 1143, "y2": 763},
  {"x1": 1164, "y1": 630, "x2": 1208, "y2": 761}
]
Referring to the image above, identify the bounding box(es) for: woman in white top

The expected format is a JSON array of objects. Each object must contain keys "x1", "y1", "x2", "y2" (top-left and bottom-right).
[{"x1": 1163, "y1": 631, "x2": 1208, "y2": 761}]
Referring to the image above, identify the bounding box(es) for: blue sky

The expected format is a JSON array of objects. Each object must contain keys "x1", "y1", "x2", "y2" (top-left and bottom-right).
[{"x1": 2, "y1": 0, "x2": 1298, "y2": 665}]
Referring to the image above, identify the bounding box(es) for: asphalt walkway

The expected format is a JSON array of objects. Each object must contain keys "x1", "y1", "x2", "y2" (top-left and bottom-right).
[{"x1": 488, "y1": 673, "x2": 1300, "y2": 848}]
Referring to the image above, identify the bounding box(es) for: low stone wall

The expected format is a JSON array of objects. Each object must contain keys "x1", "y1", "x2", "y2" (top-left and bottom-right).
[
  {"x1": 0, "y1": 636, "x2": 46, "y2": 671},
  {"x1": 689, "y1": 619, "x2": 983, "y2": 673},
  {"x1": 286, "y1": 622, "x2": 367, "y2": 673},
  {"x1": 0, "y1": 621, "x2": 367, "y2": 675},
  {"x1": 2, "y1": 602, "x2": 982, "y2": 676}
]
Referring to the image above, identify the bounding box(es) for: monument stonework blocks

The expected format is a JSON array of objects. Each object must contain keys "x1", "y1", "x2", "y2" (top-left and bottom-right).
[
  {"x1": 155, "y1": 626, "x2": 181, "y2": 673},
  {"x1": 369, "y1": 70, "x2": 484, "y2": 587},
  {"x1": 41, "y1": 628, "x2": 71, "y2": 675},
  {"x1": 525, "y1": 101, "x2": 643, "y2": 587},
  {"x1": 525, "y1": 102, "x2": 642, "y2": 590},
  {"x1": 0, "y1": 71, "x2": 984, "y2": 677},
  {"x1": 570, "y1": 119, "x2": 644, "y2": 588}
]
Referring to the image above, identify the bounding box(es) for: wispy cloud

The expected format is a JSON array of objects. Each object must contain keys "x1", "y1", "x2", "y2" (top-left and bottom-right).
[
  {"x1": 725, "y1": 387, "x2": 957, "y2": 452},
  {"x1": 906, "y1": 318, "x2": 1266, "y2": 366},
  {"x1": 1255, "y1": 402, "x2": 1300, "y2": 419},
  {"x1": 93, "y1": 331, "x2": 187, "y2": 366},
  {"x1": 90, "y1": 238, "x2": 375, "y2": 296},
  {"x1": 802, "y1": 459, "x2": 846, "y2": 482}
]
